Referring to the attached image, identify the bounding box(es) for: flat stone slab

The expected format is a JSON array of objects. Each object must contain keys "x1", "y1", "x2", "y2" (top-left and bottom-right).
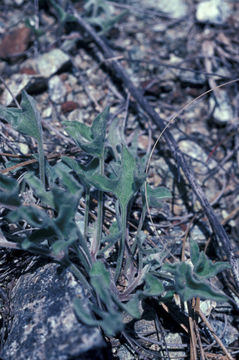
[{"x1": 0, "y1": 261, "x2": 112, "y2": 360}]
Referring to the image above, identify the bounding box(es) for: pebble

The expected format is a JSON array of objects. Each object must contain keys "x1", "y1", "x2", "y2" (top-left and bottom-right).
[
  {"x1": 35, "y1": 49, "x2": 71, "y2": 78},
  {"x1": 209, "y1": 90, "x2": 233, "y2": 124},
  {"x1": 196, "y1": 0, "x2": 231, "y2": 24},
  {"x1": 49, "y1": 75, "x2": 67, "y2": 103},
  {"x1": 142, "y1": 0, "x2": 188, "y2": 18},
  {"x1": 0, "y1": 74, "x2": 47, "y2": 106}
]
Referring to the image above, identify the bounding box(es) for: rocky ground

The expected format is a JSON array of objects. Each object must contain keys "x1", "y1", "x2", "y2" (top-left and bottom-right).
[{"x1": 0, "y1": 0, "x2": 239, "y2": 359}]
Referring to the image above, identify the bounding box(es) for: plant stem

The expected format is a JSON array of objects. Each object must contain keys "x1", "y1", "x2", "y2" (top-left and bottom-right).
[
  {"x1": 37, "y1": 140, "x2": 45, "y2": 189},
  {"x1": 68, "y1": 262, "x2": 92, "y2": 292},
  {"x1": 131, "y1": 203, "x2": 146, "y2": 254},
  {"x1": 84, "y1": 187, "x2": 90, "y2": 240},
  {"x1": 114, "y1": 205, "x2": 127, "y2": 282},
  {"x1": 92, "y1": 156, "x2": 104, "y2": 259}
]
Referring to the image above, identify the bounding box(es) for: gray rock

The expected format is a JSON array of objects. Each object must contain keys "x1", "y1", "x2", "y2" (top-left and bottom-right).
[
  {"x1": 36, "y1": 49, "x2": 71, "y2": 78},
  {"x1": 49, "y1": 76, "x2": 67, "y2": 103},
  {"x1": 209, "y1": 90, "x2": 233, "y2": 124},
  {"x1": 211, "y1": 318, "x2": 238, "y2": 346},
  {"x1": 179, "y1": 70, "x2": 207, "y2": 86},
  {"x1": 0, "y1": 261, "x2": 112, "y2": 360},
  {"x1": 141, "y1": 0, "x2": 188, "y2": 18},
  {"x1": 179, "y1": 140, "x2": 217, "y2": 170},
  {"x1": 14, "y1": 0, "x2": 25, "y2": 5},
  {"x1": 196, "y1": 0, "x2": 231, "y2": 24},
  {"x1": 0, "y1": 74, "x2": 47, "y2": 106}
]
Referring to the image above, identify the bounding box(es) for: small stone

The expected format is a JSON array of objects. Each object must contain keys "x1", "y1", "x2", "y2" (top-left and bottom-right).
[
  {"x1": 179, "y1": 140, "x2": 217, "y2": 169},
  {"x1": 0, "y1": 26, "x2": 31, "y2": 59},
  {"x1": 209, "y1": 90, "x2": 233, "y2": 124},
  {"x1": 49, "y1": 75, "x2": 67, "y2": 103},
  {"x1": 42, "y1": 106, "x2": 52, "y2": 118},
  {"x1": 14, "y1": 0, "x2": 24, "y2": 4},
  {"x1": 196, "y1": 0, "x2": 231, "y2": 24},
  {"x1": 0, "y1": 74, "x2": 36, "y2": 106},
  {"x1": 61, "y1": 101, "x2": 79, "y2": 114},
  {"x1": 141, "y1": 0, "x2": 188, "y2": 18},
  {"x1": 74, "y1": 92, "x2": 90, "y2": 108},
  {"x1": 0, "y1": 74, "x2": 47, "y2": 106},
  {"x1": 36, "y1": 49, "x2": 71, "y2": 78},
  {"x1": 179, "y1": 70, "x2": 207, "y2": 86},
  {"x1": 67, "y1": 109, "x2": 83, "y2": 122}
]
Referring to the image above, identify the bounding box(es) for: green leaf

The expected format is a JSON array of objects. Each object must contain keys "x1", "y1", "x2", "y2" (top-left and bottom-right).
[
  {"x1": 119, "y1": 295, "x2": 141, "y2": 319},
  {"x1": 190, "y1": 240, "x2": 231, "y2": 278},
  {"x1": 21, "y1": 238, "x2": 51, "y2": 255},
  {"x1": 63, "y1": 107, "x2": 109, "y2": 157},
  {"x1": 24, "y1": 172, "x2": 54, "y2": 207},
  {"x1": 51, "y1": 238, "x2": 76, "y2": 256},
  {"x1": 9, "y1": 205, "x2": 54, "y2": 228},
  {"x1": 174, "y1": 262, "x2": 228, "y2": 302},
  {"x1": 107, "y1": 116, "x2": 124, "y2": 161},
  {"x1": 84, "y1": 0, "x2": 128, "y2": 35},
  {"x1": 84, "y1": 0, "x2": 112, "y2": 18},
  {"x1": 161, "y1": 262, "x2": 178, "y2": 275},
  {"x1": 88, "y1": 145, "x2": 144, "y2": 209},
  {"x1": 29, "y1": 228, "x2": 57, "y2": 244},
  {"x1": 75, "y1": 300, "x2": 125, "y2": 337},
  {"x1": 99, "y1": 222, "x2": 122, "y2": 255},
  {"x1": 190, "y1": 240, "x2": 200, "y2": 266},
  {"x1": 63, "y1": 122, "x2": 92, "y2": 142},
  {"x1": 143, "y1": 273, "x2": 164, "y2": 296},
  {"x1": 0, "y1": 91, "x2": 42, "y2": 144},
  {"x1": 54, "y1": 203, "x2": 78, "y2": 239},
  {"x1": 90, "y1": 261, "x2": 110, "y2": 287},
  {"x1": 0, "y1": 173, "x2": 18, "y2": 192},
  {"x1": 51, "y1": 186, "x2": 80, "y2": 215},
  {"x1": 62, "y1": 156, "x2": 99, "y2": 189},
  {"x1": 0, "y1": 174, "x2": 21, "y2": 208},
  {"x1": 73, "y1": 297, "x2": 99, "y2": 326},
  {"x1": 194, "y1": 252, "x2": 231, "y2": 278},
  {"x1": 90, "y1": 261, "x2": 112, "y2": 304},
  {"x1": 49, "y1": 0, "x2": 77, "y2": 23},
  {"x1": 143, "y1": 183, "x2": 171, "y2": 208},
  {"x1": 0, "y1": 91, "x2": 45, "y2": 185},
  {"x1": 54, "y1": 164, "x2": 83, "y2": 195},
  {"x1": 95, "y1": 309, "x2": 124, "y2": 336}
]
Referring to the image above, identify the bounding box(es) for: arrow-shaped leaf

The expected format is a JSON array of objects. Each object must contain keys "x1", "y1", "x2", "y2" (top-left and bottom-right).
[
  {"x1": 63, "y1": 107, "x2": 109, "y2": 157},
  {"x1": 0, "y1": 91, "x2": 45, "y2": 186}
]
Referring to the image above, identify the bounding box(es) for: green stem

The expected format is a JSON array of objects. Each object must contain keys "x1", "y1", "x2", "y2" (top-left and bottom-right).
[
  {"x1": 114, "y1": 205, "x2": 127, "y2": 282},
  {"x1": 75, "y1": 229, "x2": 92, "y2": 272},
  {"x1": 37, "y1": 139, "x2": 45, "y2": 189},
  {"x1": 131, "y1": 203, "x2": 146, "y2": 255},
  {"x1": 84, "y1": 187, "x2": 90, "y2": 240},
  {"x1": 92, "y1": 156, "x2": 104, "y2": 259},
  {"x1": 68, "y1": 262, "x2": 92, "y2": 292}
]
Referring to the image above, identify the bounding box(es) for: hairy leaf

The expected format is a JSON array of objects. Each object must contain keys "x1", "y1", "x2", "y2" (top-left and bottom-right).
[
  {"x1": 24, "y1": 172, "x2": 54, "y2": 207},
  {"x1": 143, "y1": 183, "x2": 171, "y2": 208},
  {"x1": 117, "y1": 294, "x2": 141, "y2": 319},
  {"x1": 143, "y1": 273, "x2": 164, "y2": 296},
  {"x1": 0, "y1": 91, "x2": 45, "y2": 185},
  {"x1": 73, "y1": 298, "x2": 99, "y2": 327},
  {"x1": 190, "y1": 239, "x2": 200, "y2": 266},
  {"x1": 0, "y1": 173, "x2": 21, "y2": 208},
  {"x1": 63, "y1": 107, "x2": 109, "y2": 157},
  {"x1": 87, "y1": 145, "x2": 144, "y2": 209},
  {"x1": 174, "y1": 262, "x2": 228, "y2": 302}
]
